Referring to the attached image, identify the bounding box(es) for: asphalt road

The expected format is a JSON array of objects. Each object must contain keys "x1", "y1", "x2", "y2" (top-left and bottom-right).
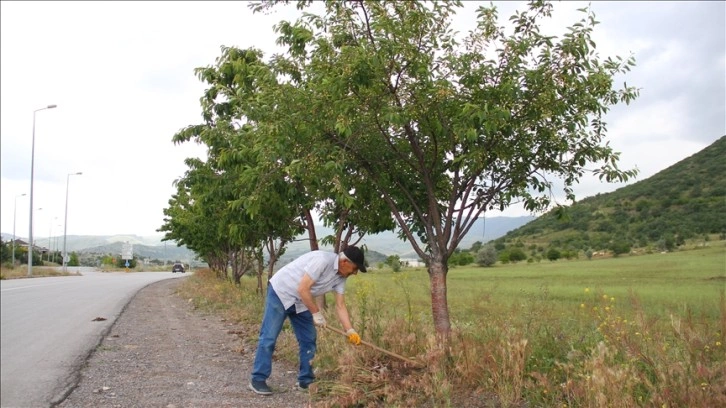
[{"x1": 0, "y1": 269, "x2": 187, "y2": 408}]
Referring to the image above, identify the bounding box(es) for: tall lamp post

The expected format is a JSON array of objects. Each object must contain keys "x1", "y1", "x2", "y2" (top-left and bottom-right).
[
  {"x1": 34, "y1": 207, "x2": 43, "y2": 265},
  {"x1": 47, "y1": 217, "x2": 57, "y2": 262},
  {"x1": 54, "y1": 223, "x2": 62, "y2": 263},
  {"x1": 28, "y1": 104, "x2": 57, "y2": 276},
  {"x1": 62, "y1": 172, "x2": 82, "y2": 273},
  {"x1": 12, "y1": 193, "x2": 27, "y2": 266}
]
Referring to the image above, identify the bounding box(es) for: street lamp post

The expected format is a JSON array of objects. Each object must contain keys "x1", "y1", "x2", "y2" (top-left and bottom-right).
[
  {"x1": 33, "y1": 207, "x2": 42, "y2": 266},
  {"x1": 12, "y1": 193, "x2": 27, "y2": 266},
  {"x1": 47, "y1": 217, "x2": 56, "y2": 262},
  {"x1": 62, "y1": 172, "x2": 82, "y2": 273},
  {"x1": 54, "y1": 224, "x2": 62, "y2": 263},
  {"x1": 28, "y1": 104, "x2": 57, "y2": 277}
]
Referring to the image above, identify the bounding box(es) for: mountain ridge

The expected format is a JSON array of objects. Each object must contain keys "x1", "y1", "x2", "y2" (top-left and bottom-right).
[{"x1": 1, "y1": 215, "x2": 535, "y2": 262}]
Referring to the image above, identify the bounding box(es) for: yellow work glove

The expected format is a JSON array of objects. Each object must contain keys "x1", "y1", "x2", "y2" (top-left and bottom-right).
[{"x1": 346, "y1": 328, "x2": 361, "y2": 346}]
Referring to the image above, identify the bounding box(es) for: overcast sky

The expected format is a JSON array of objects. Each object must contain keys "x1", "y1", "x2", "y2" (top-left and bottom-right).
[{"x1": 1, "y1": 1, "x2": 724, "y2": 240}]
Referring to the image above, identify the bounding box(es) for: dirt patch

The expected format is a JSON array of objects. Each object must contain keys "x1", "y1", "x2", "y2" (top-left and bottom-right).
[{"x1": 56, "y1": 278, "x2": 312, "y2": 408}]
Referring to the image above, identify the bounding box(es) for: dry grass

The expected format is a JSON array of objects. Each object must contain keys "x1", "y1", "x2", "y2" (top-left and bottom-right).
[{"x1": 0, "y1": 264, "x2": 81, "y2": 279}]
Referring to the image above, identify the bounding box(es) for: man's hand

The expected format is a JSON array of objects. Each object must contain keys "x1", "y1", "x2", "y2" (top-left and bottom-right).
[
  {"x1": 312, "y1": 312, "x2": 327, "y2": 327},
  {"x1": 346, "y1": 328, "x2": 361, "y2": 346}
]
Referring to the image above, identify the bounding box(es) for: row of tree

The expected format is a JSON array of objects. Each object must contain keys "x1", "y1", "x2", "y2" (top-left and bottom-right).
[{"x1": 158, "y1": 0, "x2": 638, "y2": 340}]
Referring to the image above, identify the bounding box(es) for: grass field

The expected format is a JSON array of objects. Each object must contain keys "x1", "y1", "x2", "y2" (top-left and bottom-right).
[
  {"x1": 389, "y1": 245, "x2": 724, "y2": 321},
  {"x1": 167, "y1": 243, "x2": 726, "y2": 406}
]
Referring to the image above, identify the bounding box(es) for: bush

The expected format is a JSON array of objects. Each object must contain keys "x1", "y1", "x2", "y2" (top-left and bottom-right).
[
  {"x1": 450, "y1": 250, "x2": 474, "y2": 266},
  {"x1": 508, "y1": 247, "x2": 527, "y2": 263},
  {"x1": 546, "y1": 248, "x2": 561, "y2": 261},
  {"x1": 385, "y1": 255, "x2": 401, "y2": 272},
  {"x1": 0, "y1": 240, "x2": 10, "y2": 263},
  {"x1": 610, "y1": 241, "x2": 631, "y2": 256},
  {"x1": 477, "y1": 245, "x2": 497, "y2": 267},
  {"x1": 69, "y1": 252, "x2": 81, "y2": 266},
  {"x1": 115, "y1": 256, "x2": 138, "y2": 268}
]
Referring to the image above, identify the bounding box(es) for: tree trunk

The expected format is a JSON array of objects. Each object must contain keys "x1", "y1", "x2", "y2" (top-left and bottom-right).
[
  {"x1": 428, "y1": 259, "x2": 451, "y2": 342},
  {"x1": 208, "y1": 253, "x2": 227, "y2": 280},
  {"x1": 266, "y1": 245, "x2": 276, "y2": 288},
  {"x1": 263, "y1": 242, "x2": 276, "y2": 295},
  {"x1": 231, "y1": 251, "x2": 241, "y2": 285},
  {"x1": 303, "y1": 208, "x2": 329, "y2": 310},
  {"x1": 304, "y1": 209, "x2": 319, "y2": 251}
]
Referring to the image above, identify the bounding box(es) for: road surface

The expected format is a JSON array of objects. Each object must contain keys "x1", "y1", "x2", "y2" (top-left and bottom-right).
[{"x1": 0, "y1": 269, "x2": 186, "y2": 408}]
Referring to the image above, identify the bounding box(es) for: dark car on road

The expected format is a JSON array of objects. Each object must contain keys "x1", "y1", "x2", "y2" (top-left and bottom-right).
[{"x1": 172, "y1": 262, "x2": 185, "y2": 273}]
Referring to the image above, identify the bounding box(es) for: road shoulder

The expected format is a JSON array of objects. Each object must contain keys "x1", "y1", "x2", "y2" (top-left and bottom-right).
[{"x1": 57, "y1": 277, "x2": 311, "y2": 408}]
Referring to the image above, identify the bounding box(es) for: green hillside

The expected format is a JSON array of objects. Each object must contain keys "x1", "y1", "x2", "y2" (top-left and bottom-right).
[{"x1": 494, "y1": 135, "x2": 726, "y2": 258}]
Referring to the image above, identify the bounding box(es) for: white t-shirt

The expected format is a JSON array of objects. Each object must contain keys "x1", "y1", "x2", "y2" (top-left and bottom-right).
[{"x1": 269, "y1": 250, "x2": 347, "y2": 313}]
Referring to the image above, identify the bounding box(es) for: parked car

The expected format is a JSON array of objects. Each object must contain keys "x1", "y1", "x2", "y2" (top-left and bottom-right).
[{"x1": 172, "y1": 262, "x2": 185, "y2": 273}]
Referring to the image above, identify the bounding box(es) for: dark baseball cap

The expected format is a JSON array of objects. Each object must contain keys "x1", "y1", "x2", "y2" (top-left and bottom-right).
[{"x1": 342, "y1": 246, "x2": 367, "y2": 273}]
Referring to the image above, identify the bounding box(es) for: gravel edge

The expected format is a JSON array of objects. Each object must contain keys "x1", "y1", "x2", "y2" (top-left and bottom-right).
[{"x1": 55, "y1": 277, "x2": 313, "y2": 408}]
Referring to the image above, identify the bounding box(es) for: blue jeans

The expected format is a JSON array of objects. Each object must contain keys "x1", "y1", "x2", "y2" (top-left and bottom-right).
[{"x1": 250, "y1": 285, "x2": 317, "y2": 386}]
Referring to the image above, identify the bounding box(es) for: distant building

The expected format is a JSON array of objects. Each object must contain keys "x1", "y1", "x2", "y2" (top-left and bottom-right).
[
  {"x1": 13, "y1": 239, "x2": 29, "y2": 247},
  {"x1": 401, "y1": 258, "x2": 425, "y2": 268},
  {"x1": 13, "y1": 239, "x2": 48, "y2": 255}
]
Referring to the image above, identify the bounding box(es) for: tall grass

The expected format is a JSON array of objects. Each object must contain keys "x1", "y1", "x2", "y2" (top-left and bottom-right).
[{"x1": 179, "y1": 244, "x2": 726, "y2": 407}]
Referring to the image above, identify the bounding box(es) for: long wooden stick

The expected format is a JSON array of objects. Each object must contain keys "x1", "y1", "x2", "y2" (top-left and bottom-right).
[{"x1": 324, "y1": 325, "x2": 424, "y2": 367}]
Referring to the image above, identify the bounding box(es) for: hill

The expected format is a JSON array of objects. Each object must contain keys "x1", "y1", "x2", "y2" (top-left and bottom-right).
[
  {"x1": 78, "y1": 241, "x2": 197, "y2": 264},
  {"x1": 495, "y1": 135, "x2": 726, "y2": 257},
  {"x1": 0, "y1": 233, "x2": 198, "y2": 264}
]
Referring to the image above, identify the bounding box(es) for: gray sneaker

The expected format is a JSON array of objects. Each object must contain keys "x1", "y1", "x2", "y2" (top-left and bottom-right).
[{"x1": 249, "y1": 380, "x2": 272, "y2": 395}]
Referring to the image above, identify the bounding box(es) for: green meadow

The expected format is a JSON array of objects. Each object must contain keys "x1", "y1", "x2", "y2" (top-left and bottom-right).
[
  {"x1": 180, "y1": 243, "x2": 725, "y2": 407},
  {"x1": 360, "y1": 245, "x2": 725, "y2": 322}
]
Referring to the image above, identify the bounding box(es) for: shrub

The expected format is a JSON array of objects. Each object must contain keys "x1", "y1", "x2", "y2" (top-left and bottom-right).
[
  {"x1": 610, "y1": 240, "x2": 631, "y2": 256},
  {"x1": 546, "y1": 248, "x2": 561, "y2": 261},
  {"x1": 509, "y1": 247, "x2": 527, "y2": 263},
  {"x1": 115, "y1": 256, "x2": 138, "y2": 268},
  {"x1": 477, "y1": 245, "x2": 497, "y2": 267},
  {"x1": 450, "y1": 250, "x2": 474, "y2": 266},
  {"x1": 385, "y1": 255, "x2": 401, "y2": 272}
]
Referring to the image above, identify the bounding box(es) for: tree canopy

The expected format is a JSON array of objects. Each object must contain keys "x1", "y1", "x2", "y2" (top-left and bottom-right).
[{"x1": 162, "y1": 0, "x2": 639, "y2": 341}]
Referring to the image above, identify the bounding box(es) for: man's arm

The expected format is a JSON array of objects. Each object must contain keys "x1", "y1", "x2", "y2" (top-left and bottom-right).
[{"x1": 297, "y1": 273, "x2": 320, "y2": 313}]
